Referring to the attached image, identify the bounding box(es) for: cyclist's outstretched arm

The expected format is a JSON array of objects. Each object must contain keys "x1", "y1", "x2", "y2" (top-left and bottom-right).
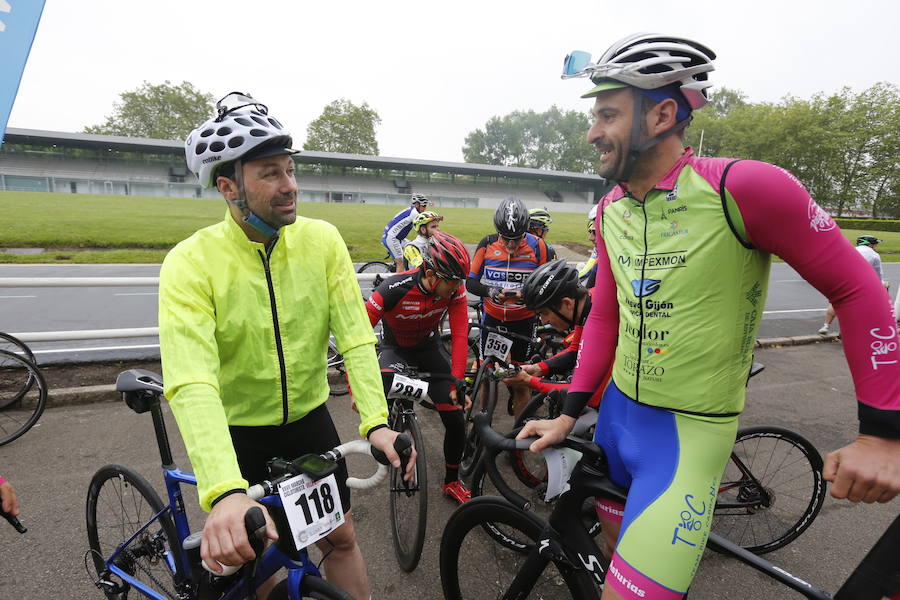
[{"x1": 726, "y1": 160, "x2": 900, "y2": 503}]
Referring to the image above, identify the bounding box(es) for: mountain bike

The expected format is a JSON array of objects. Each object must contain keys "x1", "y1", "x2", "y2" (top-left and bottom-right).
[
  {"x1": 440, "y1": 413, "x2": 900, "y2": 600},
  {"x1": 0, "y1": 348, "x2": 48, "y2": 446},
  {"x1": 85, "y1": 369, "x2": 404, "y2": 600}
]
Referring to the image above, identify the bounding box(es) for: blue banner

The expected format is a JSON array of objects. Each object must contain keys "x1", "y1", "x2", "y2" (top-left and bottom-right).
[{"x1": 0, "y1": 0, "x2": 46, "y2": 148}]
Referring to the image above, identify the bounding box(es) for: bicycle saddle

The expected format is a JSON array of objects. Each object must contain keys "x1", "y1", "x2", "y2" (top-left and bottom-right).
[{"x1": 116, "y1": 369, "x2": 164, "y2": 413}]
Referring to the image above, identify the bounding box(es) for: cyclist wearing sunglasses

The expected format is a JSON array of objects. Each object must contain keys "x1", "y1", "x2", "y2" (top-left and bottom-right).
[
  {"x1": 402, "y1": 210, "x2": 443, "y2": 270},
  {"x1": 161, "y1": 92, "x2": 409, "y2": 600},
  {"x1": 528, "y1": 207, "x2": 557, "y2": 260},
  {"x1": 518, "y1": 34, "x2": 900, "y2": 600},
  {"x1": 467, "y1": 196, "x2": 550, "y2": 416},
  {"x1": 366, "y1": 232, "x2": 475, "y2": 503},
  {"x1": 381, "y1": 193, "x2": 431, "y2": 272},
  {"x1": 579, "y1": 204, "x2": 599, "y2": 289}
]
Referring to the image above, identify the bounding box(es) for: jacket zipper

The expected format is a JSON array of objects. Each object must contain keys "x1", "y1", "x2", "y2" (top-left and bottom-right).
[{"x1": 258, "y1": 247, "x2": 289, "y2": 425}]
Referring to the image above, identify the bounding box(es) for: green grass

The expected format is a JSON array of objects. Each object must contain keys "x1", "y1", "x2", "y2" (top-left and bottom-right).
[{"x1": 0, "y1": 190, "x2": 897, "y2": 263}]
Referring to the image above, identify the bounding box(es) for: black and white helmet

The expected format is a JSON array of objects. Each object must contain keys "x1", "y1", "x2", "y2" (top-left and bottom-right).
[
  {"x1": 493, "y1": 197, "x2": 529, "y2": 238},
  {"x1": 185, "y1": 92, "x2": 293, "y2": 188},
  {"x1": 570, "y1": 33, "x2": 715, "y2": 110},
  {"x1": 522, "y1": 259, "x2": 580, "y2": 310}
]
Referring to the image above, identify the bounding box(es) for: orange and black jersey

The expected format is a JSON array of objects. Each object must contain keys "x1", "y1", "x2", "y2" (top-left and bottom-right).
[
  {"x1": 366, "y1": 270, "x2": 469, "y2": 379},
  {"x1": 466, "y1": 233, "x2": 549, "y2": 322}
]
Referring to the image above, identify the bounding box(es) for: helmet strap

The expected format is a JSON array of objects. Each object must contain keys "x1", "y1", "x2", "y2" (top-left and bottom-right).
[
  {"x1": 231, "y1": 158, "x2": 280, "y2": 240},
  {"x1": 617, "y1": 88, "x2": 692, "y2": 182}
]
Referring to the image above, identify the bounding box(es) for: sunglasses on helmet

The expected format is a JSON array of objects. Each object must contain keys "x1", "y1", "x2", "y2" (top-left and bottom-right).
[{"x1": 216, "y1": 91, "x2": 268, "y2": 121}]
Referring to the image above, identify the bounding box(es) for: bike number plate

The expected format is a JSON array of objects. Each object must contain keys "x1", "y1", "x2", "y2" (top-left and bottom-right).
[
  {"x1": 484, "y1": 332, "x2": 513, "y2": 360},
  {"x1": 278, "y1": 473, "x2": 342, "y2": 549},
  {"x1": 387, "y1": 374, "x2": 429, "y2": 400}
]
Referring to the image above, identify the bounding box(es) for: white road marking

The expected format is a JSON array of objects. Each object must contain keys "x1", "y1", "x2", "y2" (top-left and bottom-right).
[
  {"x1": 113, "y1": 292, "x2": 158, "y2": 296},
  {"x1": 0, "y1": 295, "x2": 36, "y2": 298},
  {"x1": 762, "y1": 309, "x2": 823, "y2": 315}
]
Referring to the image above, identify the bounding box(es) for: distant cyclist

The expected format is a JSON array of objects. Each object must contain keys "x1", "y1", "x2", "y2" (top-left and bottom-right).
[
  {"x1": 520, "y1": 33, "x2": 899, "y2": 600},
  {"x1": 819, "y1": 235, "x2": 888, "y2": 334},
  {"x1": 366, "y1": 232, "x2": 474, "y2": 503},
  {"x1": 382, "y1": 193, "x2": 430, "y2": 271},
  {"x1": 528, "y1": 208, "x2": 557, "y2": 260},
  {"x1": 503, "y1": 258, "x2": 609, "y2": 408},
  {"x1": 467, "y1": 196, "x2": 550, "y2": 416},
  {"x1": 403, "y1": 210, "x2": 443, "y2": 270},
  {"x1": 578, "y1": 204, "x2": 599, "y2": 288}
]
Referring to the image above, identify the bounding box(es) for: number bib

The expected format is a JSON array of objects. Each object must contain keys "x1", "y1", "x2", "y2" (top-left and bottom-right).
[
  {"x1": 388, "y1": 374, "x2": 429, "y2": 400},
  {"x1": 484, "y1": 332, "x2": 513, "y2": 360},
  {"x1": 278, "y1": 473, "x2": 342, "y2": 549}
]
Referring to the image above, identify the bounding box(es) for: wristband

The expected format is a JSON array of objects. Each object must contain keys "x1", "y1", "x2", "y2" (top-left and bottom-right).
[{"x1": 210, "y1": 488, "x2": 246, "y2": 508}]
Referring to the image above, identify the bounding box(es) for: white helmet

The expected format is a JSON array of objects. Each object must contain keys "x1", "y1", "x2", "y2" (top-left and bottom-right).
[
  {"x1": 588, "y1": 204, "x2": 598, "y2": 221},
  {"x1": 185, "y1": 92, "x2": 294, "y2": 188},
  {"x1": 567, "y1": 33, "x2": 715, "y2": 110}
]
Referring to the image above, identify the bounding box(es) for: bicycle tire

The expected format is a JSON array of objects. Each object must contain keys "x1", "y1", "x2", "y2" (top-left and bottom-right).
[
  {"x1": 712, "y1": 425, "x2": 826, "y2": 554},
  {"x1": 85, "y1": 464, "x2": 185, "y2": 600},
  {"x1": 326, "y1": 342, "x2": 349, "y2": 397},
  {"x1": 357, "y1": 261, "x2": 394, "y2": 274},
  {"x1": 389, "y1": 409, "x2": 428, "y2": 572},
  {"x1": 0, "y1": 334, "x2": 37, "y2": 410},
  {"x1": 270, "y1": 574, "x2": 355, "y2": 600},
  {"x1": 439, "y1": 496, "x2": 596, "y2": 600},
  {"x1": 0, "y1": 350, "x2": 47, "y2": 446}
]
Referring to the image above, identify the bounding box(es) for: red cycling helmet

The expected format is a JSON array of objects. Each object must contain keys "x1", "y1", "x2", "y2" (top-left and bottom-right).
[{"x1": 421, "y1": 232, "x2": 471, "y2": 281}]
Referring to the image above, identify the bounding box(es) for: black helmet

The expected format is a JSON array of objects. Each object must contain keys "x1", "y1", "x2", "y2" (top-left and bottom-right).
[
  {"x1": 856, "y1": 235, "x2": 882, "y2": 246},
  {"x1": 522, "y1": 259, "x2": 580, "y2": 310},
  {"x1": 494, "y1": 197, "x2": 529, "y2": 238}
]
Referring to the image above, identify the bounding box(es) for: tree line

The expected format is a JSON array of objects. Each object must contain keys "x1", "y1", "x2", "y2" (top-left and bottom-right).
[{"x1": 83, "y1": 81, "x2": 898, "y2": 218}]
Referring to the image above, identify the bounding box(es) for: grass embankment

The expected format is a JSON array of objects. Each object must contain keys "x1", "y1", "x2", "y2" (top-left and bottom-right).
[{"x1": 1, "y1": 190, "x2": 897, "y2": 263}]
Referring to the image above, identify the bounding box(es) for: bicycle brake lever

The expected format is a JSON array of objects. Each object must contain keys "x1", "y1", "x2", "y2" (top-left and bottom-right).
[{"x1": 394, "y1": 434, "x2": 413, "y2": 492}]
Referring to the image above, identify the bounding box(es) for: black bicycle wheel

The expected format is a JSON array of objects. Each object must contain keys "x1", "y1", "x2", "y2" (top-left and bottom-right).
[
  {"x1": 389, "y1": 409, "x2": 428, "y2": 572},
  {"x1": 0, "y1": 350, "x2": 47, "y2": 446},
  {"x1": 269, "y1": 574, "x2": 355, "y2": 600},
  {"x1": 439, "y1": 496, "x2": 597, "y2": 599},
  {"x1": 0, "y1": 334, "x2": 37, "y2": 410},
  {"x1": 357, "y1": 261, "x2": 393, "y2": 274},
  {"x1": 712, "y1": 425, "x2": 826, "y2": 554},
  {"x1": 326, "y1": 342, "x2": 349, "y2": 396},
  {"x1": 86, "y1": 464, "x2": 186, "y2": 600}
]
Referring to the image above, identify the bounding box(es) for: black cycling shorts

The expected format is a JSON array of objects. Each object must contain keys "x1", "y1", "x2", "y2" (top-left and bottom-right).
[
  {"x1": 229, "y1": 403, "x2": 351, "y2": 513},
  {"x1": 378, "y1": 337, "x2": 459, "y2": 411},
  {"x1": 480, "y1": 313, "x2": 536, "y2": 363}
]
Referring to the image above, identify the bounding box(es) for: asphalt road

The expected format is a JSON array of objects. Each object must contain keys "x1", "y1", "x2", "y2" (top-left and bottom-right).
[
  {"x1": 0, "y1": 342, "x2": 896, "y2": 599},
  {"x1": 2, "y1": 262, "x2": 898, "y2": 364}
]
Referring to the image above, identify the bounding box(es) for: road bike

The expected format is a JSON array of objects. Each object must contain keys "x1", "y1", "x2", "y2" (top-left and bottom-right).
[
  {"x1": 0, "y1": 347, "x2": 47, "y2": 446},
  {"x1": 85, "y1": 369, "x2": 401, "y2": 600},
  {"x1": 441, "y1": 413, "x2": 900, "y2": 600},
  {"x1": 357, "y1": 256, "x2": 396, "y2": 274}
]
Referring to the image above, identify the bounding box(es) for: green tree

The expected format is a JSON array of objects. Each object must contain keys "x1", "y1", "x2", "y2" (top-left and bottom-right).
[
  {"x1": 303, "y1": 99, "x2": 381, "y2": 155},
  {"x1": 84, "y1": 81, "x2": 214, "y2": 140},
  {"x1": 463, "y1": 106, "x2": 596, "y2": 172}
]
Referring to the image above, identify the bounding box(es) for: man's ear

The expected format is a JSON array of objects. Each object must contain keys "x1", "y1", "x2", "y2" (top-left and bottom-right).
[
  {"x1": 216, "y1": 176, "x2": 237, "y2": 202},
  {"x1": 649, "y1": 98, "x2": 680, "y2": 135}
]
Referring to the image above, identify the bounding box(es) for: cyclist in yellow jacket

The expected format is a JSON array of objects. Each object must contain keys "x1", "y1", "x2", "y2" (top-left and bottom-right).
[{"x1": 159, "y1": 92, "x2": 409, "y2": 600}]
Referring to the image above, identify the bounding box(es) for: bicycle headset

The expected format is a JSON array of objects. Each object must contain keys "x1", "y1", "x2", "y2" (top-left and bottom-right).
[
  {"x1": 185, "y1": 91, "x2": 297, "y2": 239},
  {"x1": 563, "y1": 33, "x2": 716, "y2": 181}
]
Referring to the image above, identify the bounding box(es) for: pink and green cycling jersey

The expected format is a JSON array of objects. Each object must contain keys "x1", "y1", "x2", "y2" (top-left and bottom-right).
[{"x1": 568, "y1": 148, "x2": 900, "y2": 437}]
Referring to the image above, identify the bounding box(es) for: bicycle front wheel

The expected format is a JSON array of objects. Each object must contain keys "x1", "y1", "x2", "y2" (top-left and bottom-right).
[
  {"x1": 0, "y1": 332, "x2": 37, "y2": 410},
  {"x1": 389, "y1": 411, "x2": 428, "y2": 572},
  {"x1": 86, "y1": 464, "x2": 185, "y2": 600},
  {"x1": 0, "y1": 350, "x2": 47, "y2": 445},
  {"x1": 269, "y1": 574, "x2": 355, "y2": 599},
  {"x1": 712, "y1": 425, "x2": 826, "y2": 554},
  {"x1": 357, "y1": 261, "x2": 393, "y2": 274},
  {"x1": 440, "y1": 496, "x2": 596, "y2": 599}
]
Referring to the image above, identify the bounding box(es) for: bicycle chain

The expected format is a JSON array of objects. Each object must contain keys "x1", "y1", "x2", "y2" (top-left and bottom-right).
[{"x1": 121, "y1": 547, "x2": 184, "y2": 600}]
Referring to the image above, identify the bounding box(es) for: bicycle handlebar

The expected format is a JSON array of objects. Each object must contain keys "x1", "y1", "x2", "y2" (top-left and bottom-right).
[{"x1": 467, "y1": 321, "x2": 541, "y2": 345}]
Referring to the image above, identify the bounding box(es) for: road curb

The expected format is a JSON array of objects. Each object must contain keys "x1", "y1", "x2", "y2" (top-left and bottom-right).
[{"x1": 756, "y1": 333, "x2": 840, "y2": 348}]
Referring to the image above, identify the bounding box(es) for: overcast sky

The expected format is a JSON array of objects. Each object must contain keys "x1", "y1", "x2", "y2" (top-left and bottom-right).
[{"x1": 8, "y1": 0, "x2": 899, "y2": 163}]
